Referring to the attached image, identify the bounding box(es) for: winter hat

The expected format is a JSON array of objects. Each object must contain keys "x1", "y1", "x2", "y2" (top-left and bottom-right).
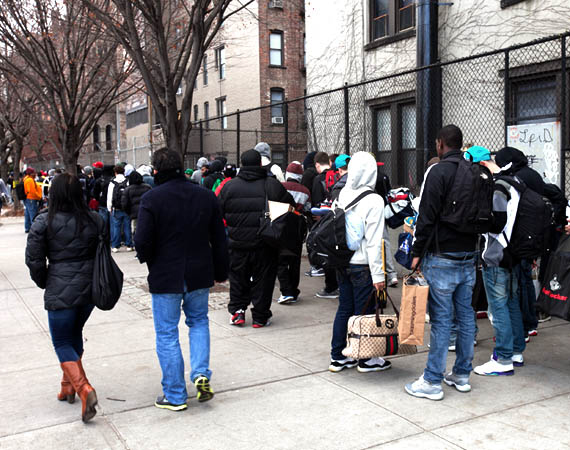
[
  {"x1": 224, "y1": 164, "x2": 237, "y2": 178},
  {"x1": 241, "y1": 149, "x2": 262, "y2": 167},
  {"x1": 215, "y1": 156, "x2": 228, "y2": 167},
  {"x1": 128, "y1": 171, "x2": 143, "y2": 185},
  {"x1": 464, "y1": 146, "x2": 491, "y2": 163},
  {"x1": 254, "y1": 142, "x2": 271, "y2": 159},
  {"x1": 185, "y1": 168, "x2": 194, "y2": 176},
  {"x1": 124, "y1": 164, "x2": 135, "y2": 176},
  {"x1": 495, "y1": 146, "x2": 528, "y2": 170},
  {"x1": 335, "y1": 154, "x2": 351, "y2": 170},
  {"x1": 196, "y1": 157, "x2": 209, "y2": 169},
  {"x1": 285, "y1": 161, "x2": 303, "y2": 182},
  {"x1": 137, "y1": 164, "x2": 152, "y2": 177},
  {"x1": 92, "y1": 161, "x2": 104, "y2": 169},
  {"x1": 302, "y1": 151, "x2": 317, "y2": 170},
  {"x1": 209, "y1": 160, "x2": 224, "y2": 173},
  {"x1": 25, "y1": 167, "x2": 35, "y2": 175},
  {"x1": 83, "y1": 166, "x2": 93, "y2": 176}
]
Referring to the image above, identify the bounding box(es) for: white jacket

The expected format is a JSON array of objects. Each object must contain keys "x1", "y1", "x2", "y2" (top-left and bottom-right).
[{"x1": 337, "y1": 152, "x2": 385, "y2": 283}]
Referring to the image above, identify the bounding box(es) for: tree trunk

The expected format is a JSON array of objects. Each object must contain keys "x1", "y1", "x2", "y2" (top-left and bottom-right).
[
  {"x1": 62, "y1": 130, "x2": 80, "y2": 175},
  {"x1": 11, "y1": 138, "x2": 23, "y2": 210}
]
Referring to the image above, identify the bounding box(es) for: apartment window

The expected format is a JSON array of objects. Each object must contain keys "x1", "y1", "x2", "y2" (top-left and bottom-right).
[
  {"x1": 93, "y1": 125, "x2": 100, "y2": 152},
  {"x1": 269, "y1": 0, "x2": 283, "y2": 8},
  {"x1": 269, "y1": 31, "x2": 283, "y2": 66},
  {"x1": 270, "y1": 88, "x2": 284, "y2": 124},
  {"x1": 372, "y1": 98, "x2": 417, "y2": 187},
  {"x1": 126, "y1": 107, "x2": 148, "y2": 129},
  {"x1": 215, "y1": 46, "x2": 226, "y2": 79},
  {"x1": 193, "y1": 104, "x2": 199, "y2": 122},
  {"x1": 370, "y1": 0, "x2": 415, "y2": 43},
  {"x1": 511, "y1": 76, "x2": 557, "y2": 124},
  {"x1": 202, "y1": 55, "x2": 208, "y2": 85},
  {"x1": 216, "y1": 97, "x2": 227, "y2": 129},
  {"x1": 105, "y1": 125, "x2": 113, "y2": 151},
  {"x1": 204, "y1": 102, "x2": 210, "y2": 129}
]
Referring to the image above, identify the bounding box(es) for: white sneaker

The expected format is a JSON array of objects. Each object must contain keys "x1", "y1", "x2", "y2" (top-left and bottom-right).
[
  {"x1": 512, "y1": 353, "x2": 524, "y2": 367},
  {"x1": 474, "y1": 358, "x2": 514, "y2": 376},
  {"x1": 388, "y1": 277, "x2": 398, "y2": 287},
  {"x1": 404, "y1": 375, "x2": 444, "y2": 401},
  {"x1": 111, "y1": 248, "x2": 119, "y2": 253},
  {"x1": 277, "y1": 295, "x2": 296, "y2": 304},
  {"x1": 126, "y1": 247, "x2": 134, "y2": 252},
  {"x1": 425, "y1": 313, "x2": 430, "y2": 323},
  {"x1": 357, "y1": 357, "x2": 392, "y2": 373}
]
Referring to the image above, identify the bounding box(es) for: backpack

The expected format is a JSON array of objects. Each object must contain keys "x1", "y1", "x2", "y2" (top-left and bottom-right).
[
  {"x1": 306, "y1": 191, "x2": 373, "y2": 269},
  {"x1": 439, "y1": 158, "x2": 494, "y2": 234},
  {"x1": 15, "y1": 181, "x2": 25, "y2": 201},
  {"x1": 324, "y1": 170, "x2": 340, "y2": 191},
  {"x1": 543, "y1": 183, "x2": 568, "y2": 227},
  {"x1": 111, "y1": 179, "x2": 128, "y2": 210},
  {"x1": 499, "y1": 176, "x2": 554, "y2": 260}
]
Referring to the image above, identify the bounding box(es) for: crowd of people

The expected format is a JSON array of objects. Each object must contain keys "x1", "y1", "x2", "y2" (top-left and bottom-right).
[{"x1": 20, "y1": 128, "x2": 570, "y2": 421}]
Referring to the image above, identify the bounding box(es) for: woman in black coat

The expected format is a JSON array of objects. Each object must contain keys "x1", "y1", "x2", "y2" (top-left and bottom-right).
[{"x1": 25, "y1": 173, "x2": 104, "y2": 423}]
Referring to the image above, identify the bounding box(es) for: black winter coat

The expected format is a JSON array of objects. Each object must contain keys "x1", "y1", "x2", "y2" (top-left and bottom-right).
[
  {"x1": 122, "y1": 183, "x2": 151, "y2": 219},
  {"x1": 135, "y1": 177, "x2": 228, "y2": 293},
  {"x1": 25, "y1": 211, "x2": 104, "y2": 310},
  {"x1": 219, "y1": 166, "x2": 295, "y2": 250}
]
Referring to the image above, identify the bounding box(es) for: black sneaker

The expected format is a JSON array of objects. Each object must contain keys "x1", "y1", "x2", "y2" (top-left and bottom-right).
[
  {"x1": 230, "y1": 309, "x2": 245, "y2": 326},
  {"x1": 252, "y1": 318, "x2": 271, "y2": 328},
  {"x1": 194, "y1": 376, "x2": 214, "y2": 403},
  {"x1": 329, "y1": 358, "x2": 357, "y2": 372},
  {"x1": 154, "y1": 395, "x2": 187, "y2": 411},
  {"x1": 357, "y1": 358, "x2": 392, "y2": 373},
  {"x1": 316, "y1": 288, "x2": 339, "y2": 299}
]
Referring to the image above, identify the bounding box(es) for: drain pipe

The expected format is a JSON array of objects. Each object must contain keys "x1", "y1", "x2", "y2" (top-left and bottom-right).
[{"x1": 415, "y1": 0, "x2": 442, "y2": 180}]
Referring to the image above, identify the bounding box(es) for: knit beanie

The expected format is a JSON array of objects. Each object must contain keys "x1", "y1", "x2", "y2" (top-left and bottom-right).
[
  {"x1": 285, "y1": 161, "x2": 303, "y2": 182},
  {"x1": 254, "y1": 142, "x2": 271, "y2": 159},
  {"x1": 196, "y1": 157, "x2": 209, "y2": 169},
  {"x1": 241, "y1": 149, "x2": 262, "y2": 167}
]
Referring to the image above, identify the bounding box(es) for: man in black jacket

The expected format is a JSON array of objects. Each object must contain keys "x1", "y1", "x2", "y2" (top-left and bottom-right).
[
  {"x1": 405, "y1": 125, "x2": 478, "y2": 401},
  {"x1": 219, "y1": 149, "x2": 294, "y2": 328},
  {"x1": 135, "y1": 148, "x2": 228, "y2": 412},
  {"x1": 202, "y1": 159, "x2": 225, "y2": 191},
  {"x1": 91, "y1": 164, "x2": 114, "y2": 230}
]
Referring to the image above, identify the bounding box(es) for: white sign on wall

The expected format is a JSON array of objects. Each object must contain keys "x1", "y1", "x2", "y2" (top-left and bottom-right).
[{"x1": 507, "y1": 121, "x2": 561, "y2": 186}]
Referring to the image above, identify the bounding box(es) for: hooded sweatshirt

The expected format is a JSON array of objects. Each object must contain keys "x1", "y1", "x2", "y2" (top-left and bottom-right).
[
  {"x1": 495, "y1": 146, "x2": 545, "y2": 195},
  {"x1": 336, "y1": 152, "x2": 385, "y2": 284}
]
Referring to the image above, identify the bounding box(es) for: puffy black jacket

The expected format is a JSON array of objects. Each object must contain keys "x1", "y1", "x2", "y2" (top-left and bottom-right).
[
  {"x1": 25, "y1": 210, "x2": 104, "y2": 310},
  {"x1": 219, "y1": 166, "x2": 294, "y2": 250},
  {"x1": 122, "y1": 183, "x2": 151, "y2": 219},
  {"x1": 92, "y1": 175, "x2": 112, "y2": 204}
]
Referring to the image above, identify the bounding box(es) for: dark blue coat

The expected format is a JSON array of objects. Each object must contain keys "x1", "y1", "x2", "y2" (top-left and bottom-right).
[{"x1": 134, "y1": 177, "x2": 228, "y2": 293}]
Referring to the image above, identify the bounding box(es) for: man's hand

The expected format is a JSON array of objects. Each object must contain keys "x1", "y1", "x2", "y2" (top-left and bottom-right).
[
  {"x1": 373, "y1": 282, "x2": 385, "y2": 292},
  {"x1": 411, "y1": 257, "x2": 421, "y2": 271}
]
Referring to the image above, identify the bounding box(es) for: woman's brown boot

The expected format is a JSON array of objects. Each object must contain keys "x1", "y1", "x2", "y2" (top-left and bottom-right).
[
  {"x1": 57, "y1": 367, "x2": 76, "y2": 403},
  {"x1": 61, "y1": 361, "x2": 98, "y2": 423}
]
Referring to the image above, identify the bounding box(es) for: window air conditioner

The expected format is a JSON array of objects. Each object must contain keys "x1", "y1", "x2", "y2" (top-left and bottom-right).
[
  {"x1": 272, "y1": 117, "x2": 284, "y2": 124},
  {"x1": 269, "y1": 0, "x2": 283, "y2": 9}
]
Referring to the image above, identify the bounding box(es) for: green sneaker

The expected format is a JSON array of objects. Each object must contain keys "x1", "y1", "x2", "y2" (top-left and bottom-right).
[{"x1": 194, "y1": 376, "x2": 214, "y2": 403}]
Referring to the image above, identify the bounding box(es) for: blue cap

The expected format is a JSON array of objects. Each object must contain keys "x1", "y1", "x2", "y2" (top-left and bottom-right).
[
  {"x1": 335, "y1": 154, "x2": 351, "y2": 169},
  {"x1": 464, "y1": 146, "x2": 491, "y2": 163}
]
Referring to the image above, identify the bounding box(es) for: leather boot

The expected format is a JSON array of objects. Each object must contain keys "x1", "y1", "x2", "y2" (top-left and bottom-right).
[
  {"x1": 57, "y1": 366, "x2": 76, "y2": 403},
  {"x1": 61, "y1": 361, "x2": 98, "y2": 423}
]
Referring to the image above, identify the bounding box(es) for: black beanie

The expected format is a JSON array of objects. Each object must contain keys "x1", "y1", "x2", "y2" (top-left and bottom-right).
[{"x1": 241, "y1": 149, "x2": 262, "y2": 167}]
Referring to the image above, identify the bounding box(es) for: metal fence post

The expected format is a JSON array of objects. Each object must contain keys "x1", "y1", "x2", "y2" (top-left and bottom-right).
[
  {"x1": 284, "y1": 100, "x2": 289, "y2": 164},
  {"x1": 561, "y1": 36, "x2": 567, "y2": 192},
  {"x1": 236, "y1": 110, "x2": 241, "y2": 167},
  {"x1": 504, "y1": 50, "x2": 510, "y2": 147},
  {"x1": 344, "y1": 83, "x2": 350, "y2": 155},
  {"x1": 199, "y1": 121, "x2": 204, "y2": 157}
]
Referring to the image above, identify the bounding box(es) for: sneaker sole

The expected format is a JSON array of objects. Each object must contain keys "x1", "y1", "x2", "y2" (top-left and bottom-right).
[
  {"x1": 404, "y1": 385, "x2": 444, "y2": 401},
  {"x1": 443, "y1": 379, "x2": 472, "y2": 392},
  {"x1": 315, "y1": 294, "x2": 338, "y2": 299},
  {"x1": 513, "y1": 362, "x2": 524, "y2": 367},
  {"x1": 357, "y1": 364, "x2": 392, "y2": 373},
  {"x1": 328, "y1": 363, "x2": 358, "y2": 373},
  {"x1": 154, "y1": 402, "x2": 188, "y2": 411},
  {"x1": 474, "y1": 370, "x2": 514, "y2": 376}
]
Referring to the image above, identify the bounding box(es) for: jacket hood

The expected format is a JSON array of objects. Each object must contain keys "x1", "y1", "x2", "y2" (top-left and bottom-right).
[
  {"x1": 208, "y1": 160, "x2": 224, "y2": 173},
  {"x1": 303, "y1": 152, "x2": 317, "y2": 170},
  {"x1": 495, "y1": 147, "x2": 528, "y2": 171},
  {"x1": 237, "y1": 166, "x2": 267, "y2": 182},
  {"x1": 345, "y1": 152, "x2": 378, "y2": 191}
]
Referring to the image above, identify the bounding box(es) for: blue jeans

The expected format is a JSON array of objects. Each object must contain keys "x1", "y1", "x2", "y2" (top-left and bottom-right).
[
  {"x1": 516, "y1": 259, "x2": 538, "y2": 333},
  {"x1": 422, "y1": 252, "x2": 476, "y2": 384},
  {"x1": 152, "y1": 288, "x2": 211, "y2": 405},
  {"x1": 24, "y1": 199, "x2": 39, "y2": 232},
  {"x1": 483, "y1": 266, "x2": 526, "y2": 361},
  {"x1": 48, "y1": 304, "x2": 95, "y2": 362},
  {"x1": 98, "y1": 207, "x2": 110, "y2": 228},
  {"x1": 331, "y1": 265, "x2": 374, "y2": 360},
  {"x1": 110, "y1": 209, "x2": 133, "y2": 249}
]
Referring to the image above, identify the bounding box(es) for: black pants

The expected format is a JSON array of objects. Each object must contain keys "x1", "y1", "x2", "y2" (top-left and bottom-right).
[
  {"x1": 228, "y1": 246, "x2": 278, "y2": 323},
  {"x1": 325, "y1": 267, "x2": 339, "y2": 293},
  {"x1": 277, "y1": 247, "x2": 302, "y2": 298}
]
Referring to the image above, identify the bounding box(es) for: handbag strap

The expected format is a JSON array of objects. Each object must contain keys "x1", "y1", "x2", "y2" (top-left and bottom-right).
[{"x1": 359, "y1": 289, "x2": 400, "y2": 327}]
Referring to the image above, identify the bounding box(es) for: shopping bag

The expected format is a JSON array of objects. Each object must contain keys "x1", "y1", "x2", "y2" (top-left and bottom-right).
[{"x1": 398, "y1": 274, "x2": 429, "y2": 346}]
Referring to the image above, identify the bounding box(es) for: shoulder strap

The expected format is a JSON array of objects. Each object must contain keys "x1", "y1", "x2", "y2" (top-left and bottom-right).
[{"x1": 345, "y1": 190, "x2": 374, "y2": 211}]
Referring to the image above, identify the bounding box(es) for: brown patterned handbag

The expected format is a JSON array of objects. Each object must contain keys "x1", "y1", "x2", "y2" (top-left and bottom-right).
[{"x1": 342, "y1": 290, "x2": 416, "y2": 359}]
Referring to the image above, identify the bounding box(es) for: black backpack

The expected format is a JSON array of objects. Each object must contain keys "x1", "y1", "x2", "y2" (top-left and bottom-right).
[
  {"x1": 15, "y1": 181, "x2": 25, "y2": 201},
  {"x1": 111, "y1": 179, "x2": 128, "y2": 210},
  {"x1": 499, "y1": 176, "x2": 554, "y2": 260},
  {"x1": 306, "y1": 191, "x2": 373, "y2": 269},
  {"x1": 543, "y1": 183, "x2": 568, "y2": 227},
  {"x1": 439, "y1": 157, "x2": 494, "y2": 234}
]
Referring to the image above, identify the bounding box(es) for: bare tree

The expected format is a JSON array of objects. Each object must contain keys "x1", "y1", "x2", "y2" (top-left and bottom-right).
[
  {"x1": 82, "y1": 0, "x2": 253, "y2": 157},
  {"x1": 0, "y1": 0, "x2": 136, "y2": 173}
]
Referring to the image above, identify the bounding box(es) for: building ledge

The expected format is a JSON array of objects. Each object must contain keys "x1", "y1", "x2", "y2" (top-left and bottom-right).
[{"x1": 364, "y1": 28, "x2": 416, "y2": 52}]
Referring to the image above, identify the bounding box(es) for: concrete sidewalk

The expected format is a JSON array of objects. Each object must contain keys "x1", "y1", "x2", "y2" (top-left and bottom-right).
[{"x1": 1, "y1": 217, "x2": 569, "y2": 450}]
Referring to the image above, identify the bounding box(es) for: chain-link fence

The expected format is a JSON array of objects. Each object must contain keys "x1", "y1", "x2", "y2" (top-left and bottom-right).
[{"x1": 28, "y1": 32, "x2": 570, "y2": 196}]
